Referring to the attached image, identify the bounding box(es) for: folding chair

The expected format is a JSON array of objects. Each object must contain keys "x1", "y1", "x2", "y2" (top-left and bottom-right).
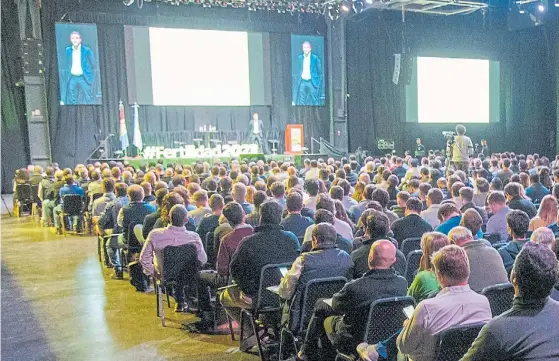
[
  {"x1": 85, "y1": 193, "x2": 103, "y2": 234},
  {"x1": 59, "y1": 195, "x2": 84, "y2": 236},
  {"x1": 118, "y1": 222, "x2": 144, "y2": 274},
  {"x1": 335, "y1": 296, "x2": 416, "y2": 361},
  {"x1": 154, "y1": 244, "x2": 200, "y2": 326},
  {"x1": 15, "y1": 184, "x2": 33, "y2": 217},
  {"x1": 278, "y1": 277, "x2": 347, "y2": 360},
  {"x1": 239, "y1": 263, "x2": 291, "y2": 361},
  {"x1": 404, "y1": 250, "x2": 423, "y2": 286},
  {"x1": 481, "y1": 283, "x2": 514, "y2": 317},
  {"x1": 400, "y1": 237, "x2": 422, "y2": 257},
  {"x1": 433, "y1": 322, "x2": 485, "y2": 361},
  {"x1": 204, "y1": 232, "x2": 217, "y2": 268},
  {"x1": 393, "y1": 249, "x2": 407, "y2": 277},
  {"x1": 31, "y1": 184, "x2": 41, "y2": 216}
]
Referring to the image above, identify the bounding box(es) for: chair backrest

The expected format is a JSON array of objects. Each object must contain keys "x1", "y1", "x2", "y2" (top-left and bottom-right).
[
  {"x1": 254, "y1": 263, "x2": 292, "y2": 312},
  {"x1": 296, "y1": 277, "x2": 347, "y2": 335},
  {"x1": 364, "y1": 296, "x2": 416, "y2": 345},
  {"x1": 393, "y1": 249, "x2": 407, "y2": 277},
  {"x1": 481, "y1": 282, "x2": 514, "y2": 317},
  {"x1": 433, "y1": 322, "x2": 485, "y2": 361},
  {"x1": 126, "y1": 222, "x2": 144, "y2": 250},
  {"x1": 404, "y1": 250, "x2": 423, "y2": 286},
  {"x1": 16, "y1": 184, "x2": 32, "y2": 203},
  {"x1": 162, "y1": 244, "x2": 199, "y2": 283},
  {"x1": 31, "y1": 184, "x2": 40, "y2": 203},
  {"x1": 133, "y1": 224, "x2": 145, "y2": 244},
  {"x1": 483, "y1": 233, "x2": 501, "y2": 245},
  {"x1": 400, "y1": 237, "x2": 422, "y2": 256},
  {"x1": 85, "y1": 193, "x2": 103, "y2": 211},
  {"x1": 204, "y1": 232, "x2": 216, "y2": 268},
  {"x1": 62, "y1": 195, "x2": 84, "y2": 215}
]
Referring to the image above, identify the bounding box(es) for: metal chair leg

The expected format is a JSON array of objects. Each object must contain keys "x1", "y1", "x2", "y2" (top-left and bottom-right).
[
  {"x1": 166, "y1": 287, "x2": 171, "y2": 308},
  {"x1": 251, "y1": 314, "x2": 266, "y2": 361}
]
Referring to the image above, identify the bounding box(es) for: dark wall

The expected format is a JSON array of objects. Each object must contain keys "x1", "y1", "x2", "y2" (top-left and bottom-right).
[
  {"x1": 346, "y1": 10, "x2": 558, "y2": 157},
  {"x1": 41, "y1": 0, "x2": 330, "y2": 168}
]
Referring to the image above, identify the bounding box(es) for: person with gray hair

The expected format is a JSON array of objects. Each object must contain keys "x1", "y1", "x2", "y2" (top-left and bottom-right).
[
  {"x1": 462, "y1": 242, "x2": 559, "y2": 360},
  {"x1": 140, "y1": 204, "x2": 207, "y2": 312},
  {"x1": 530, "y1": 226, "x2": 557, "y2": 253},
  {"x1": 232, "y1": 182, "x2": 254, "y2": 215},
  {"x1": 449, "y1": 226, "x2": 508, "y2": 292},
  {"x1": 397, "y1": 245, "x2": 491, "y2": 361}
]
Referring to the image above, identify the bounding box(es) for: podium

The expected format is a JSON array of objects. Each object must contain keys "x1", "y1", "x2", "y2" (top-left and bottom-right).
[{"x1": 285, "y1": 124, "x2": 304, "y2": 154}]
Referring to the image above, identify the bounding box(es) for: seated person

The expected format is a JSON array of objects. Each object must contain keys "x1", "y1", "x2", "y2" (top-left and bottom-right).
[
  {"x1": 397, "y1": 245, "x2": 492, "y2": 361},
  {"x1": 53, "y1": 175, "x2": 85, "y2": 232},
  {"x1": 281, "y1": 192, "x2": 315, "y2": 241},
  {"x1": 351, "y1": 210, "x2": 393, "y2": 278},
  {"x1": 390, "y1": 197, "x2": 433, "y2": 245},
  {"x1": 195, "y1": 193, "x2": 225, "y2": 241},
  {"x1": 435, "y1": 203, "x2": 483, "y2": 239},
  {"x1": 140, "y1": 205, "x2": 207, "y2": 312},
  {"x1": 462, "y1": 242, "x2": 559, "y2": 360},
  {"x1": 142, "y1": 188, "x2": 168, "y2": 240},
  {"x1": 303, "y1": 195, "x2": 354, "y2": 243},
  {"x1": 195, "y1": 202, "x2": 254, "y2": 331},
  {"x1": 459, "y1": 187, "x2": 488, "y2": 225},
  {"x1": 524, "y1": 173, "x2": 550, "y2": 204},
  {"x1": 391, "y1": 191, "x2": 409, "y2": 219},
  {"x1": 295, "y1": 240, "x2": 407, "y2": 361},
  {"x1": 301, "y1": 209, "x2": 353, "y2": 255},
  {"x1": 220, "y1": 201, "x2": 300, "y2": 352},
  {"x1": 407, "y1": 232, "x2": 449, "y2": 303},
  {"x1": 187, "y1": 190, "x2": 212, "y2": 225},
  {"x1": 245, "y1": 190, "x2": 267, "y2": 228},
  {"x1": 485, "y1": 191, "x2": 511, "y2": 242},
  {"x1": 232, "y1": 182, "x2": 254, "y2": 216},
  {"x1": 279, "y1": 223, "x2": 353, "y2": 333},
  {"x1": 449, "y1": 226, "x2": 508, "y2": 292},
  {"x1": 528, "y1": 195, "x2": 558, "y2": 232},
  {"x1": 504, "y1": 182, "x2": 537, "y2": 219},
  {"x1": 420, "y1": 188, "x2": 444, "y2": 228},
  {"x1": 498, "y1": 209, "x2": 530, "y2": 274}
]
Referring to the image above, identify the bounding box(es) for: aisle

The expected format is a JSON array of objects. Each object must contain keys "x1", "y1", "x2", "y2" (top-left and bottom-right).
[{"x1": 0, "y1": 216, "x2": 255, "y2": 361}]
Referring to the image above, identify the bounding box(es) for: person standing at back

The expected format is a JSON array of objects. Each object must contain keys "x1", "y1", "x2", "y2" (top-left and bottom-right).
[{"x1": 451, "y1": 124, "x2": 473, "y2": 173}]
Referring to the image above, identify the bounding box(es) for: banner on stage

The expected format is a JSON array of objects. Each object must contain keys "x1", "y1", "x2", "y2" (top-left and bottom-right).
[{"x1": 141, "y1": 144, "x2": 259, "y2": 159}]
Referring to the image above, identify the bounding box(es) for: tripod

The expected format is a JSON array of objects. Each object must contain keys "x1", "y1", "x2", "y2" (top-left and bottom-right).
[{"x1": 1, "y1": 195, "x2": 13, "y2": 217}]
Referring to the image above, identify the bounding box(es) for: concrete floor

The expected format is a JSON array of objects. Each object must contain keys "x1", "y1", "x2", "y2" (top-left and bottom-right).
[{"x1": 1, "y1": 215, "x2": 258, "y2": 361}]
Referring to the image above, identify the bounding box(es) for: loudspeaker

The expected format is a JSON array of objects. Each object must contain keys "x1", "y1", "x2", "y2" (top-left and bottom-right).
[{"x1": 393, "y1": 54, "x2": 413, "y2": 86}]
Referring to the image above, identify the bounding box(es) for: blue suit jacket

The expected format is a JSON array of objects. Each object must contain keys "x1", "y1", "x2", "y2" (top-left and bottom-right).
[
  {"x1": 65, "y1": 44, "x2": 96, "y2": 85},
  {"x1": 294, "y1": 53, "x2": 322, "y2": 102}
]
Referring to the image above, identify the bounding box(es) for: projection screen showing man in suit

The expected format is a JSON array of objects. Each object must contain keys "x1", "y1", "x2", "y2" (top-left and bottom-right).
[{"x1": 291, "y1": 35, "x2": 325, "y2": 106}]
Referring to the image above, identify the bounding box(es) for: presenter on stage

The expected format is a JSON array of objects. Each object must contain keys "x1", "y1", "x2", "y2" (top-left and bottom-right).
[
  {"x1": 64, "y1": 31, "x2": 96, "y2": 105},
  {"x1": 249, "y1": 113, "x2": 267, "y2": 154},
  {"x1": 294, "y1": 41, "x2": 322, "y2": 106}
]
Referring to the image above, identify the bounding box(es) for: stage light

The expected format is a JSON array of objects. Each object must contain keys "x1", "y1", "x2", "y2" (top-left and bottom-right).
[
  {"x1": 365, "y1": 0, "x2": 373, "y2": 4},
  {"x1": 537, "y1": 3, "x2": 545, "y2": 11},
  {"x1": 327, "y1": 4, "x2": 340, "y2": 19},
  {"x1": 340, "y1": 1, "x2": 351, "y2": 12}
]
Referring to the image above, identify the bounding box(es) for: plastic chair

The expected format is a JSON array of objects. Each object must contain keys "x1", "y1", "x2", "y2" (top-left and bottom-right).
[
  {"x1": 404, "y1": 250, "x2": 423, "y2": 286},
  {"x1": 481, "y1": 283, "x2": 514, "y2": 317},
  {"x1": 278, "y1": 277, "x2": 347, "y2": 360},
  {"x1": 15, "y1": 184, "x2": 33, "y2": 216},
  {"x1": 400, "y1": 237, "x2": 422, "y2": 257},
  {"x1": 59, "y1": 194, "x2": 84, "y2": 235},
  {"x1": 433, "y1": 322, "x2": 485, "y2": 361},
  {"x1": 336, "y1": 296, "x2": 416, "y2": 361},
  {"x1": 239, "y1": 263, "x2": 291, "y2": 361},
  {"x1": 154, "y1": 244, "x2": 200, "y2": 326}
]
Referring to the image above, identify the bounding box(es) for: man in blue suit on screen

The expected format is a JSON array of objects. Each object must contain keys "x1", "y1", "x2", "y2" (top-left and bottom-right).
[
  {"x1": 64, "y1": 31, "x2": 96, "y2": 105},
  {"x1": 294, "y1": 41, "x2": 322, "y2": 106}
]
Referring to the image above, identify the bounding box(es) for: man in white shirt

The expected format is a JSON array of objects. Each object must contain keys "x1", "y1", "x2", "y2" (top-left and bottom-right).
[
  {"x1": 294, "y1": 41, "x2": 322, "y2": 106},
  {"x1": 64, "y1": 31, "x2": 96, "y2": 104},
  {"x1": 451, "y1": 124, "x2": 473, "y2": 172},
  {"x1": 248, "y1": 112, "x2": 266, "y2": 153},
  {"x1": 420, "y1": 188, "x2": 444, "y2": 228}
]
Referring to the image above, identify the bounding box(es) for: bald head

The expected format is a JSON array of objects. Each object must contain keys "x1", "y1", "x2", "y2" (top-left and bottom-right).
[
  {"x1": 368, "y1": 240, "x2": 397, "y2": 270},
  {"x1": 530, "y1": 227, "x2": 557, "y2": 253}
]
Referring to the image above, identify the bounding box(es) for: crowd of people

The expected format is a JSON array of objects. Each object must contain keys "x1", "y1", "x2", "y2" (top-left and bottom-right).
[{"x1": 11, "y1": 131, "x2": 559, "y2": 361}]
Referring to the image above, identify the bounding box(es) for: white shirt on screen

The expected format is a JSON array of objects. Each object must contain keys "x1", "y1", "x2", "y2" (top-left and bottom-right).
[
  {"x1": 71, "y1": 45, "x2": 83, "y2": 76},
  {"x1": 301, "y1": 54, "x2": 311, "y2": 80},
  {"x1": 253, "y1": 119, "x2": 259, "y2": 135}
]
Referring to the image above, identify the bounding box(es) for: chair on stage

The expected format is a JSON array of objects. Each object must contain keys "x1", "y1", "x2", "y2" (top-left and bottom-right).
[
  {"x1": 193, "y1": 138, "x2": 203, "y2": 148},
  {"x1": 210, "y1": 139, "x2": 222, "y2": 148}
]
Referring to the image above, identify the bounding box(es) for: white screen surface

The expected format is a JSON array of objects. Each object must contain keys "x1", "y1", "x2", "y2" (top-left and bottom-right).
[
  {"x1": 417, "y1": 57, "x2": 490, "y2": 123},
  {"x1": 148, "y1": 28, "x2": 250, "y2": 106}
]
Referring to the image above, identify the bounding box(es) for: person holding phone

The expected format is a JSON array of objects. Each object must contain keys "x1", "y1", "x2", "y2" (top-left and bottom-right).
[{"x1": 397, "y1": 245, "x2": 491, "y2": 361}]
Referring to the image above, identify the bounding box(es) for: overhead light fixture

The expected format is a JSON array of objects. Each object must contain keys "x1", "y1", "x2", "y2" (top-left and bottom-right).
[
  {"x1": 340, "y1": 0, "x2": 351, "y2": 12},
  {"x1": 537, "y1": 3, "x2": 545, "y2": 11},
  {"x1": 365, "y1": 0, "x2": 373, "y2": 4},
  {"x1": 327, "y1": 4, "x2": 340, "y2": 19},
  {"x1": 353, "y1": 0, "x2": 364, "y2": 13}
]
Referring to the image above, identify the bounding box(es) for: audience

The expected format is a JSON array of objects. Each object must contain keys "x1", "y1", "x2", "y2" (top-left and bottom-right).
[
  {"x1": 281, "y1": 192, "x2": 315, "y2": 240},
  {"x1": 397, "y1": 245, "x2": 492, "y2": 361},
  {"x1": 420, "y1": 188, "x2": 444, "y2": 228},
  {"x1": 462, "y1": 242, "x2": 559, "y2": 360},
  {"x1": 504, "y1": 182, "x2": 537, "y2": 218},
  {"x1": 485, "y1": 191, "x2": 511, "y2": 241},
  {"x1": 498, "y1": 209, "x2": 531, "y2": 274},
  {"x1": 390, "y1": 197, "x2": 433, "y2": 245},
  {"x1": 528, "y1": 195, "x2": 558, "y2": 232}
]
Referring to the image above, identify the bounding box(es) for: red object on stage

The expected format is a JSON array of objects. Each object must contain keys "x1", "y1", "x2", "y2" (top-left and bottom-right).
[{"x1": 285, "y1": 124, "x2": 304, "y2": 154}]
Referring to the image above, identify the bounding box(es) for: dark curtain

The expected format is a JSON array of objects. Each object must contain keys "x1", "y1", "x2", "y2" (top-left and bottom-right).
[
  {"x1": 41, "y1": 0, "x2": 329, "y2": 168},
  {"x1": 1, "y1": 0, "x2": 29, "y2": 193},
  {"x1": 347, "y1": 11, "x2": 557, "y2": 156}
]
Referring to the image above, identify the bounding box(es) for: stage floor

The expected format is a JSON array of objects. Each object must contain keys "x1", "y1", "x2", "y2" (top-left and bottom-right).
[
  {"x1": 122, "y1": 153, "x2": 294, "y2": 168},
  {"x1": 0, "y1": 216, "x2": 258, "y2": 361}
]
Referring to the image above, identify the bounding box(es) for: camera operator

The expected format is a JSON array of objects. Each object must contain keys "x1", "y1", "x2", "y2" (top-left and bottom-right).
[{"x1": 452, "y1": 124, "x2": 473, "y2": 173}]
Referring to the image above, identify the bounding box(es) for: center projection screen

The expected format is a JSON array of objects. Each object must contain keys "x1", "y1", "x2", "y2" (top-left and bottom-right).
[
  {"x1": 124, "y1": 26, "x2": 272, "y2": 106},
  {"x1": 406, "y1": 56, "x2": 500, "y2": 123}
]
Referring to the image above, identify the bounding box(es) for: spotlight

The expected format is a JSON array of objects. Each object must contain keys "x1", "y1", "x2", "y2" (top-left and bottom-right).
[
  {"x1": 327, "y1": 4, "x2": 340, "y2": 19},
  {"x1": 365, "y1": 0, "x2": 373, "y2": 3},
  {"x1": 537, "y1": 3, "x2": 545, "y2": 11},
  {"x1": 340, "y1": 1, "x2": 350, "y2": 12},
  {"x1": 555, "y1": 0, "x2": 559, "y2": 7}
]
